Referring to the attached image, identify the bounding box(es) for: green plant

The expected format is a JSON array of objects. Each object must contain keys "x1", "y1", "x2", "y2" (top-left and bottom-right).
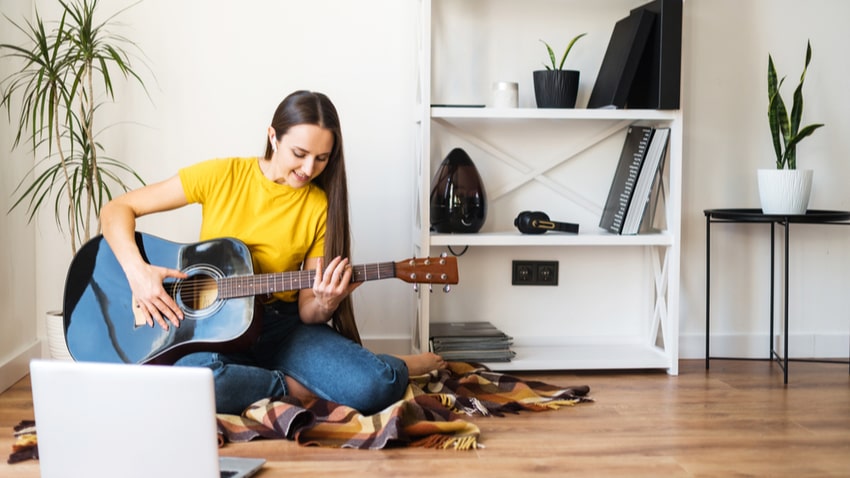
[
  {"x1": 0, "y1": 0, "x2": 149, "y2": 254},
  {"x1": 540, "y1": 33, "x2": 587, "y2": 70},
  {"x1": 767, "y1": 40, "x2": 824, "y2": 170}
]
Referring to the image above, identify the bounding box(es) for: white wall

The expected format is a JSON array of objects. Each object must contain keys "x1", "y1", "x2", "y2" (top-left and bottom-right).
[
  {"x1": 0, "y1": 0, "x2": 420, "y2": 390},
  {"x1": 0, "y1": 0, "x2": 40, "y2": 393},
  {"x1": 682, "y1": 0, "x2": 850, "y2": 358},
  {"x1": 31, "y1": 0, "x2": 421, "y2": 347},
  {"x1": 2, "y1": 0, "x2": 849, "y2": 390}
]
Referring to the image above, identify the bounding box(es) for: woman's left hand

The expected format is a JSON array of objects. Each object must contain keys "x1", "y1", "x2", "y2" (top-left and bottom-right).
[{"x1": 311, "y1": 256, "x2": 359, "y2": 318}]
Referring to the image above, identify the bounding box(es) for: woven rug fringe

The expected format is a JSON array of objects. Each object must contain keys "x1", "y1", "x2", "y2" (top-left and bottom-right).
[{"x1": 411, "y1": 433, "x2": 480, "y2": 450}]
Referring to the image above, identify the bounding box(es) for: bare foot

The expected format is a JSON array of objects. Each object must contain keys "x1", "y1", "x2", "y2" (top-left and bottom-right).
[{"x1": 397, "y1": 352, "x2": 447, "y2": 376}]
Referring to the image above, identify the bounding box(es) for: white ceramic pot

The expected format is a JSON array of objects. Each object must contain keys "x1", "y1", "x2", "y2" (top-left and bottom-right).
[
  {"x1": 757, "y1": 169, "x2": 813, "y2": 215},
  {"x1": 46, "y1": 310, "x2": 73, "y2": 360}
]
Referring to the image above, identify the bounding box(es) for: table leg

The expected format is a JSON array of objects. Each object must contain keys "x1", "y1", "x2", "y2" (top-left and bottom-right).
[
  {"x1": 783, "y1": 220, "x2": 790, "y2": 384},
  {"x1": 705, "y1": 214, "x2": 711, "y2": 369},
  {"x1": 770, "y1": 222, "x2": 775, "y2": 360}
]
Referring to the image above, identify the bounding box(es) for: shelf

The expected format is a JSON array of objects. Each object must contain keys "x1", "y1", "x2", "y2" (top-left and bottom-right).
[
  {"x1": 430, "y1": 107, "x2": 680, "y2": 121},
  {"x1": 430, "y1": 230, "x2": 674, "y2": 247},
  {"x1": 417, "y1": 0, "x2": 682, "y2": 375},
  {"x1": 481, "y1": 343, "x2": 674, "y2": 373}
]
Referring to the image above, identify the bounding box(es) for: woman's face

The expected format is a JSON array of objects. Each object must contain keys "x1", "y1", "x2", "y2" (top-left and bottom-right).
[{"x1": 270, "y1": 123, "x2": 334, "y2": 188}]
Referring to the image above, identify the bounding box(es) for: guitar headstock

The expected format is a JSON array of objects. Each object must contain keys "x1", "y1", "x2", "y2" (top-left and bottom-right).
[{"x1": 394, "y1": 255, "x2": 459, "y2": 288}]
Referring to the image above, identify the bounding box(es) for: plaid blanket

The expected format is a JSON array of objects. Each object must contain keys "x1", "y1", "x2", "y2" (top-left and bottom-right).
[
  {"x1": 7, "y1": 421, "x2": 37, "y2": 464},
  {"x1": 216, "y1": 362, "x2": 592, "y2": 450},
  {"x1": 8, "y1": 362, "x2": 591, "y2": 462}
]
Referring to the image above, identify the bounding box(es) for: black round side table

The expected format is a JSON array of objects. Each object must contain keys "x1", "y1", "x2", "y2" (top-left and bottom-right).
[{"x1": 704, "y1": 208, "x2": 850, "y2": 384}]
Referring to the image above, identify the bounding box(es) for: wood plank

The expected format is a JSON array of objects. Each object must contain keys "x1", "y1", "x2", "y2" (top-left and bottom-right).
[{"x1": 1, "y1": 360, "x2": 848, "y2": 477}]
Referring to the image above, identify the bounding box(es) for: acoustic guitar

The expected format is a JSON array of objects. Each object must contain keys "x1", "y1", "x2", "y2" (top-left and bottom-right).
[{"x1": 63, "y1": 233, "x2": 458, "y2": 365}]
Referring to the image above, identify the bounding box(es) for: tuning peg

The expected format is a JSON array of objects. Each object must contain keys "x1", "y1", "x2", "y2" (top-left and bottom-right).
[
  {"x1": 428, "y1": 284, "x2": 433, "y2": 293},
  {"x1": 440, "y1": 252, "x2": 448, "y2": 258},
  {"x1": 413, "y1": 284, "x2": 419, "y2": 293},
  {"x1": 443, "y1": 284, "x2": 451, "y2": 293}
]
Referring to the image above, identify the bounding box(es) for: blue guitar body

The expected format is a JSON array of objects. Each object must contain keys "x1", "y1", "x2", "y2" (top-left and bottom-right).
[{"x1": 64, "y1": 233, "x2": 258, "y2": 365}]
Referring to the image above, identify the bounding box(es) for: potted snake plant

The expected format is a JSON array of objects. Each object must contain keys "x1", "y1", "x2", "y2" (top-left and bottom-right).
[
  {"x1": 757, "y1": 40, "x2": 825, "y2": 214},
  {"x1": 533, "y1": 33, "x2": 586, "y2": 108}
]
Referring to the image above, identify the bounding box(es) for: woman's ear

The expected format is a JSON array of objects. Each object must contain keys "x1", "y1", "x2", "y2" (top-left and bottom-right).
[{"x1": 268, "y1": 126, "x2": 277, "y2": 152}]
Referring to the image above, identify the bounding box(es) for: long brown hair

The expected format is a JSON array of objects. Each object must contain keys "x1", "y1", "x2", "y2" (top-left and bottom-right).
[{"x1": 265, "y1": 91, "x2": 361, "y2": 345}]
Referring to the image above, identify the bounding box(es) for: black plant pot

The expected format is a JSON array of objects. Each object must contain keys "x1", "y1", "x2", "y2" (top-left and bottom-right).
[
  {"x1": 430, "y1": 148, "x2": 487, "y2": 233},
  {"x1": 533, "y1": 69, "x2": 580, "y2": 108}
]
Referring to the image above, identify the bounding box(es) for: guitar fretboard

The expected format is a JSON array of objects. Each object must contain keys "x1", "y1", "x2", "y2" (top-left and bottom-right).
[{"x1": 216, "y1": 262, "x2": 397, "y2": 299}]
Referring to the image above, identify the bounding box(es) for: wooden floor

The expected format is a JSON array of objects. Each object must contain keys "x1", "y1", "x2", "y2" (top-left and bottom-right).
[{"x1": 2, "y1": 359, "x2": 849, "y2": 477}]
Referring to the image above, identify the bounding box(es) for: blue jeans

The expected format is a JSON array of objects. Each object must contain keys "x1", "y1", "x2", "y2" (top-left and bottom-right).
[{"x1": 175, "y1": 301, "x2": 409, "y2": 415}]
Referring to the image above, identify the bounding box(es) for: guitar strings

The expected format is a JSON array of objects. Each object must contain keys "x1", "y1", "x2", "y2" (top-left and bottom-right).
[{"x1": 167, "y1": 262, "x2": 400, "y2": 299}]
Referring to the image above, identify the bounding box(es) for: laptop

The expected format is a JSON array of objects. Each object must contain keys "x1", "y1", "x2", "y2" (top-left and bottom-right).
[{"x1": 30, "y1": 359, "x2": 265, "y2": 478}]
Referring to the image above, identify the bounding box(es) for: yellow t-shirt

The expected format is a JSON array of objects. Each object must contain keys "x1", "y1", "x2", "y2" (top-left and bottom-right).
[{"x1": 179, "y1": 157, "x2": 327, "y2": 302}]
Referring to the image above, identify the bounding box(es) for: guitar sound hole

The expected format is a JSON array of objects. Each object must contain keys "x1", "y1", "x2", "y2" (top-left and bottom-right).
[{"x1": 176, "y1": 274, "x2": 219, "y2": 312}]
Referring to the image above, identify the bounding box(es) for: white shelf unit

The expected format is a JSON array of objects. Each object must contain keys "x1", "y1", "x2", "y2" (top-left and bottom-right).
[{"x1": 413, "y1": 0, "x2": 682, "y2": 374}]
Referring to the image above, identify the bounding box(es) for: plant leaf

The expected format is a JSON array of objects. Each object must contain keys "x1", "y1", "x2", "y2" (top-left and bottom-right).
[
  {"x1": 540, "y1": 39, "x2": 557, "y2": 70},
  {"x1": 767, "y1": 55, "x2": 784, "y2": 168},
  {"x1": 789, "y1": 40, "x2": 813, "y2": 139},
  {"x1": 558, "y1": 32, "x2": 586, "y2": 70},
  {"x1": 782, "y1": 123, "x2": 825, "y2": 169}
]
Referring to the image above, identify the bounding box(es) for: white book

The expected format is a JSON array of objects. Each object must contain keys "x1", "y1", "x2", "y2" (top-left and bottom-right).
[{"x1": 622, "y1": 128, "x2": 670, "y2": 235}]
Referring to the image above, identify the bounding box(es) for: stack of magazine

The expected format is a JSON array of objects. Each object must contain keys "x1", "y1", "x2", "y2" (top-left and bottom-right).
[{"x1": 429, "y1": 321, "x2": 515, "y2": 363}]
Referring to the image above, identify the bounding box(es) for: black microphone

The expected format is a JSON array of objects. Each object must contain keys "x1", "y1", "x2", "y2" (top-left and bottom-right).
[{"x1": 514, "y1": 211, "x2": 579, "y2": 234}]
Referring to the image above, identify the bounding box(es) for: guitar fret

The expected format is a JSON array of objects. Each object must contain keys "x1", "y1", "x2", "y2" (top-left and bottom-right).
[{"x1": 355, "y1": 262, "x2": 395, "y2": 282}]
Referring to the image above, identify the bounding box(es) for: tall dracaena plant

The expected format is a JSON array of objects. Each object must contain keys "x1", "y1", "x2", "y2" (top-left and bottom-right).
[
  {"x1": 1, "y1": 0, "x2": 148, "y2": 254},
  {"x1": 767, "y1": 40, "x2": 824, "y2": 170}
]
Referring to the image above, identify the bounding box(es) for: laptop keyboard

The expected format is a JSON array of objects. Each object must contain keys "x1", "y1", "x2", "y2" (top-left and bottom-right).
[{"x1": 221, "y1": 472, "x2": 238, "y2": 478}]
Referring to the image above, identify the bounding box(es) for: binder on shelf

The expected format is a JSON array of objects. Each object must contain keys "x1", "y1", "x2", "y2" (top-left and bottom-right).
[
  {"x1": 627, "y1": 0, "x2": 683, "y2": 110},
  {"x1": 587, "y1": 8, "x2": 656, "y2": 109},
  {"x1": 622, "y1": 128, "x2": 669, "y2": 235},
  {"x1": 429, "y1": 321, "x2": 515, "y2": 363},
  {"x1": 599, "y1": 125, "x2": 654, "y2": 234}
]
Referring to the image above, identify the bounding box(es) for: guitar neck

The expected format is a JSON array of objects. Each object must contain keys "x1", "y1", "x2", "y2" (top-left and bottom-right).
[{"x1": 216, "y1": 262, "x2": 396, "y2": 299}]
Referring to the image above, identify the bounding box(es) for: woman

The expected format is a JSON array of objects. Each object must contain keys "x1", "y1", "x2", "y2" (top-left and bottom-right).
[{"x1": 100, "y1": 90, "x2": 445, "y2": 415}]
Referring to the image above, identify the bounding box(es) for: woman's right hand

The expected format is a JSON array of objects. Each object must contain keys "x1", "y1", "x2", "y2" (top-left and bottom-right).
[
  {"x1": 99, "y1": 175, "x2": 191, "y2": 330},
  {"x1": 126, "y1": 261, "x2": 188, "y2": 330}
]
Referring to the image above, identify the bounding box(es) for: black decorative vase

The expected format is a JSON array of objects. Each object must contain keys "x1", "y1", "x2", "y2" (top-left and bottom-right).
[
  {"x1": 430, "y1": 148, "x2": 487, "y2": 233},
  {"x1": 533, "y1": 70, "x2": 580, "y2": 108}
]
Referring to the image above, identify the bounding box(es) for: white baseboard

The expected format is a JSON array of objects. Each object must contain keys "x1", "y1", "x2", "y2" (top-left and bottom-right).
[
  {"x1": 6, "y1": 335, "x2": 838, "y2": 388},
  {"x1": 679, "y1": 332, "x2": 850, "y2": 360},
  {"x1": 362, "y1": 336, "x2": 413, "y2": 355},
  {"x1": 0, "y1": 339, "x2": 43, "y2": 393},
  {"x1": 365, "y1": 333, "x2": 850, "y2": 363}
]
